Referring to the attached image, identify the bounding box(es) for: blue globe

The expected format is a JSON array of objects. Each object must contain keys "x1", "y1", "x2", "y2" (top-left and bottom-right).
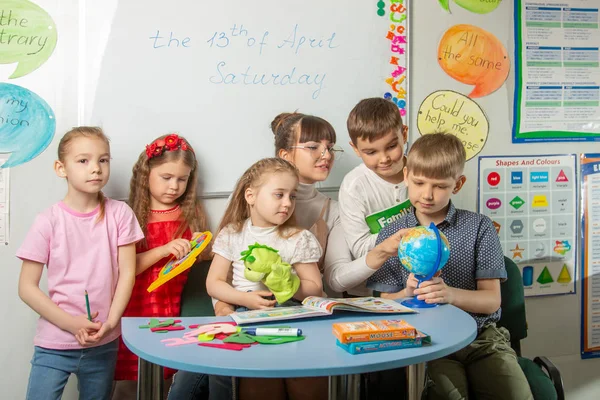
[{"x1": 398, "y1": 224, "x2": 450, "y2": 279}]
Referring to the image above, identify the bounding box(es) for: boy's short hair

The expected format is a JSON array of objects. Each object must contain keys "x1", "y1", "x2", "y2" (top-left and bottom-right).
[
  {"x1": 406, "y1": 133, "x2": 466, "y2": 179},
  {"x1": 347, "y1": 98, "x2": 403, "y2": 145}
]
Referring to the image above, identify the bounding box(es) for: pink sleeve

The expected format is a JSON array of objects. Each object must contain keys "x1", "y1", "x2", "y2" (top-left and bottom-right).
[
  {"x1": 16, "y1": 214, "x2": 52, "y2": 264},
  {"x1": 116, "y1": 202, "x2": 144, "y2": 246}
]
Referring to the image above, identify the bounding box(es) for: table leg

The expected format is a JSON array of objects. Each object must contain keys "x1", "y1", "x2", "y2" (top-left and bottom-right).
[
  {"x1": 328, "y1": 375, "x2": 344, "y2": 400},
  {"x1": 138, "y1": 358, "x2": 164, "y2": 400},
  {"x1": 407, "y1": 363, "x2": 426, "y2": 400},
  {"x1": 346, "y1": 374, "x2": 360, "y2": 400},
  {"x1": 329, "y1": 374, "x2": 360, "y2": 400}
]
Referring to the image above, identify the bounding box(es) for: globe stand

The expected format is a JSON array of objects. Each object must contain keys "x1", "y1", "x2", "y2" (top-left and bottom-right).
[{"x1": 401, "y1": 222, "x2": 443, "y2": 309}]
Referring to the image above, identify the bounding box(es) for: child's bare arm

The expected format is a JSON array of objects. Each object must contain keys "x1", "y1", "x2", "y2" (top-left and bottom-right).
[
  {"x1": 18, "y1": 260, "x2": 102, "y2": 343},
  {"x1": 415, "y1": 277, "x2": 501, "y2": 314},
  {"x1": 108, "y1": 243, "x2": 137, "y2": 324},
  {"x1": 293, "y1": 262, "x2": 324, "y2": 300}
]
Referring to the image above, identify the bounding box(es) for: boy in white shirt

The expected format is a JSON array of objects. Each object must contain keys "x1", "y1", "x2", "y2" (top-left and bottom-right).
[
  {"x1": 334, "y1": 97, "x2": 411, "y2": 398},
  {"x1": 339, "y1": 97, "x2": 410, "y2": 261}
]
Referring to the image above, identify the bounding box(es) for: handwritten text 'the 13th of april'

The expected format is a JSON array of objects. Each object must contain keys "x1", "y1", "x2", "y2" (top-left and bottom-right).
[{"x1": 149, "y1": 24, "x2": 338, "y2": 99}]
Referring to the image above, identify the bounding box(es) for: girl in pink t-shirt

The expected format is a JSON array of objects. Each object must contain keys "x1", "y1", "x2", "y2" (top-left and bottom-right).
[{"x1": 17, "y1": 127, "x2": 144, "y2": 400}]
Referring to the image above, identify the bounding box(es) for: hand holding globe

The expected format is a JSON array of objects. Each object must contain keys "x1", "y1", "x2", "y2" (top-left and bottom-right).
[{"x1": 398, "y1": 222, "x2": 450, "y2": 308}]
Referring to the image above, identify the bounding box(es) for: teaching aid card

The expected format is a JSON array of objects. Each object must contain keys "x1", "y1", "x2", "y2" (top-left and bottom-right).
[{"x1": 478, "y1": 155, "x2": 577, "y2": 296}]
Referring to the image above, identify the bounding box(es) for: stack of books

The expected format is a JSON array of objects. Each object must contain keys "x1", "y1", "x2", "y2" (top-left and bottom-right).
[{"x1": 333, "y1": 319, "x2": 430, "y2": 355}]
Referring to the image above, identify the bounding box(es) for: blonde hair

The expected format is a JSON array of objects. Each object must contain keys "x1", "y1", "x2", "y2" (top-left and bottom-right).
[
  {"x1": 406, "y1": 133, "x2": 466, "y2": 179},
  {"x1": 271, "y1": 112, "x2": 336, "y2": 155},
  {"x1": 57, "y1": 126, "x2": 110, "y2": 222},
  {"x1": 347, "y1": 98, "x2": 403, "y2": 145},
  {"x1": 129, "y1": 134, "x2": 209, "y2": 247},
  {"x1": 218, "y1": 158, "x2": 299, "y2": 237}
]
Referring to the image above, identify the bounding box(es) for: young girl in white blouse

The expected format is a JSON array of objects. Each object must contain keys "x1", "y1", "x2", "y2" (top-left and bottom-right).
[
  {"x1": 206, "y1": 157, "x2": 323, "y2": 309},
  {"x1": 205, "y1": 157, "x2": 324, "y2": 400}
]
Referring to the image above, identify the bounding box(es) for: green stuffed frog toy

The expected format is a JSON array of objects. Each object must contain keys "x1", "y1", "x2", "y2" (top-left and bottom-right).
[{"x1": 240, "y1": 243, "x2": 300, "y2": 304}]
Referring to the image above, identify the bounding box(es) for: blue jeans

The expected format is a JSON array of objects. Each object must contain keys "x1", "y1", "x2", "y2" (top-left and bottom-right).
[
  {"x1": 168, "y1": 370, "x2": 209, "y2": 400},
  {"x1": 26, "y1": 339, "x2": 118, "y2": 400}
]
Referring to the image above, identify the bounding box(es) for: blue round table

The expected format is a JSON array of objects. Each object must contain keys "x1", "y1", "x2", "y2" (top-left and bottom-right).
[{"x1": 122, "y1": 303, "x2": 477, "y2": 400}]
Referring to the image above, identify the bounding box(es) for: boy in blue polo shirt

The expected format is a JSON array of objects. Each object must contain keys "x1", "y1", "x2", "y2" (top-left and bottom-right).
[{"x1": 367, "y1": 133, "x2": 532, "y2": 399}]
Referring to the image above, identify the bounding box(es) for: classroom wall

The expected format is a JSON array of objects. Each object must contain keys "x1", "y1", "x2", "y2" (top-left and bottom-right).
[{"x1": 1, "y1": 1, "x2": 599, "y2": 399}]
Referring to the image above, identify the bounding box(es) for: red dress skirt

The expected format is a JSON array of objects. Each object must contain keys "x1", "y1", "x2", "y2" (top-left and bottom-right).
[{"x1": 115, "y1": 209, "x2": 191, "y2": 381}]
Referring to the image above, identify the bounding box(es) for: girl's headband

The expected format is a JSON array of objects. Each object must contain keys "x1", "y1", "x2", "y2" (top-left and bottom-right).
[{"x1": 145, "y1": 134, "x2": 193, "y2": 160}]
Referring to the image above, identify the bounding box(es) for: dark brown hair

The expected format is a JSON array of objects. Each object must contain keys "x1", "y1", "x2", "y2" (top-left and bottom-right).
[
  {"x1": 347, "y1": 98, "x2": 403, "y2": 145},
  {"x1": 271, "y1": 112, "x2": 336, "y2": 155}
]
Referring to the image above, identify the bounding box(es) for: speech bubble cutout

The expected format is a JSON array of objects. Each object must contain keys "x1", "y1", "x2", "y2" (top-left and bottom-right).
[
  {"x1": 417, "y1": 90, "x2": 488, "y2": 160},
  {"x1": 438, "y1": 24, "x2": 509, "y2": 98},
  {"x1": 0, "y1": 0, "x2": 57, "y2": 79},
  {"x1": 438, "y1": 0, "x2": 502, "y2": 14},
  {"x1": 0, "y1": 82, "x2": 55, "y2": 168}
]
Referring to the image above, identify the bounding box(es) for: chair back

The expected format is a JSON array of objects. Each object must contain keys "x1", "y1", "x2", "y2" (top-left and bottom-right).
[
  {"x1": 179, "y1": 260, "x2": 215, "y2": 317},
  {"x1": 497, "y1": 257, "x2": 528, "y2": 354}
]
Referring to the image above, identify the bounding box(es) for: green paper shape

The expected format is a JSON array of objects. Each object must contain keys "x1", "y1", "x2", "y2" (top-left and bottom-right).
[
  {"x1": 223, "y1": 333, "x2": 256, "y2": 344},
  {"x1": 252, "y1": 335, "x2": 305, "y2": 345},
  {"x1": 439, "y1": 0, "x2": 502, "y2": 14},
  {"x1": 149, "y1": 318, "x2": 160, "y2": 327},
  {"x1": 537, "y1": 266, "x2": 554, "y2": 284},
  {"x1": 0, "y1": 0, "x2": 58, "y2": 78},
  {"x1": 139, "y1": 318, "x2": 160, "y2": 328}
]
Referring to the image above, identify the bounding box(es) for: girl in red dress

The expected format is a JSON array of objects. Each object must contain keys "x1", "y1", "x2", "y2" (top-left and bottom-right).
[{"x1": 112, "y1": 134, "x2": 210, "y2": 399}]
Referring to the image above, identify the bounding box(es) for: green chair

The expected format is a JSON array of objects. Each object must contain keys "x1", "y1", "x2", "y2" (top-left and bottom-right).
[
  {"x1": 497, "y1": 257, "x2": 565, "y2": 400},
  {"x1": 179, "y1": 260, "x2": 216, "y2": 317}
]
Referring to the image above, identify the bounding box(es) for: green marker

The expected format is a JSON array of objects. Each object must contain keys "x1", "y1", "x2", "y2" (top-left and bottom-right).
[{"x1": 85, "y1": 290, "x2": 92, "y2": 321}]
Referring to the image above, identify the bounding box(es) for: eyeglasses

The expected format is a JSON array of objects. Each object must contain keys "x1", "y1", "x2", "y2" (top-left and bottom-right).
[{"x1": 290, "y1": 144, "x2": 344, "y2": 160}]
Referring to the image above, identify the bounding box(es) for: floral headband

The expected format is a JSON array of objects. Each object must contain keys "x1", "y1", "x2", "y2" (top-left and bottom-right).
[{"x1": 145, "y1": 134, "x2": 193, "y2": 159}]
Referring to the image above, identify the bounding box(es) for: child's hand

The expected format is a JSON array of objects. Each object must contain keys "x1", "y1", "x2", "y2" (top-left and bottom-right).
[
  {"x1": 69, "y1": 312, "x2": 102, "y2": 346},
  {"x1": 76, "y1": 319, "x2": 116, "y2": 347},
  {"x1": 413, "y1": 276, "x2": 454, "y2": 305},
  {"x1": 88, "y1": 320, "x2": 115, "y2": 342},
  {"x1": 405, "y1": 273, "x2": 419, "y2": 297},
  {"x1": 374, "y1": 229, "x2": 410, "y2": 258},
  {"x1": 162, "y1": 238, "x2": 192, "y2": 259},
  {"x1": 242, "y1": 291, "x2": 277, "y2": 310}
]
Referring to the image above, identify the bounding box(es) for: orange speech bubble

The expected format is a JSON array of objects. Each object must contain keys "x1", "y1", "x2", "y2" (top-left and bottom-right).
[{"x1": 438, "y1": 24, "x2": 509, "y2": 98}]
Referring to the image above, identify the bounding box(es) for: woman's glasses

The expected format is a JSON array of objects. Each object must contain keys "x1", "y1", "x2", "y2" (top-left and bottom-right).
[{"x1": 290, "y1": 144, "x2": 344, "y2": 160}]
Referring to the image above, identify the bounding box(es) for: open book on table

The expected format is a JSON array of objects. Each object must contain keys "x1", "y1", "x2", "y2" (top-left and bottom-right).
[{"x1": 229, "y1": 296, "x2": 416, "y2": 325}]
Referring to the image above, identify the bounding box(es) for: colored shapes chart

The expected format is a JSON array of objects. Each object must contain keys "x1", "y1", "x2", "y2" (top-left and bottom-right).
[{"x1": 478, "y1": 155, "x2": 577, "y2": 296}]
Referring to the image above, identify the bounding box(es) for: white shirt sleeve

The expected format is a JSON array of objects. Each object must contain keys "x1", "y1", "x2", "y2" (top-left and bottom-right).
[
  {"x1": 212, "y1": 225, "x2": 234, "y2": 261},
  {"x1": 323, "y1": 221, "x2": 378, "y2": 293},
  {"x1": 289, "y1": 230, "x2": 322, "y2": 265},
  {"x1": 338, "y1": 182, "x2": 378, "y2": 259}
]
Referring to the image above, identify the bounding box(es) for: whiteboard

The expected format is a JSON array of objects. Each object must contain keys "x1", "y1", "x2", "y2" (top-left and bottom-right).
[{"x1": 85, "y1": 0, "x2": 407, "y2": 196}]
